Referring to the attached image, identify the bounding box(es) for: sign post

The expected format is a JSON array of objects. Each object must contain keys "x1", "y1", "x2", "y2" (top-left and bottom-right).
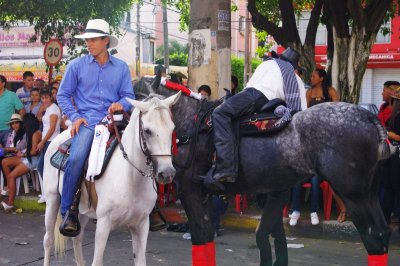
[{"x1": 44, "y1": 39, "x2": 63, "y2": 84}]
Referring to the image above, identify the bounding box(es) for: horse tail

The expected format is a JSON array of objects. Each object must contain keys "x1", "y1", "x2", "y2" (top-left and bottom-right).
[
  {"x1": 54, "y1": 208, "x2": 67, "y2": 257},
  {"x1": 368, "y1": 113, "x2": 396, "y2": 160}
]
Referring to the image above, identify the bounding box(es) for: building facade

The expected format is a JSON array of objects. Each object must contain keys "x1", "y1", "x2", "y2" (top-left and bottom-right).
[{"x1": 306, "y1": 13, "x2": 400, "y2": 107}]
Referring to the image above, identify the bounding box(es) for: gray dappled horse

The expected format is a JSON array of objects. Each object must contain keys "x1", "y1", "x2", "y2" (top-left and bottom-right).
[{"x1": 135, "y1": 77, "x2": 394, "y2": 265}]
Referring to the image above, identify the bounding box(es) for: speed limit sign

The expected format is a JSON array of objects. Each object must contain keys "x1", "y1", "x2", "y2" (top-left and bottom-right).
[{"x1": 44, "y1": 39, "x2": 63, "y2": 66}]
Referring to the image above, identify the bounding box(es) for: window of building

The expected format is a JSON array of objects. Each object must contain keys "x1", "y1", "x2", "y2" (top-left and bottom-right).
[
  {"x1": 125, "y1": 11, "x2": 131, "y2": 29},
  {"x1": 296, "y1": 11, "x2": 327, "y2": 46},
  {"x1": 143, "y1": 36, "x2": 155, "y2": 64},
  {"x1": 239, "y1": 16, "x2": 245, "y2": 34}
]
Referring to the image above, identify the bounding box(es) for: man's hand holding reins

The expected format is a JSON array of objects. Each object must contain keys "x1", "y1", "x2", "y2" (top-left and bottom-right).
[
  {"x1": 71, "y1": 118, "x2": 88, "y2": 137},
  {"x1": 108, "y1": 102, "x2": 123, "y2": 114}
]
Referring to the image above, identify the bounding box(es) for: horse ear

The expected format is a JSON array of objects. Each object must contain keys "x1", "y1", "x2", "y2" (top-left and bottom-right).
[
  {"x1": 163, "y1": 91, "x2": 182, "y2": 107},
  {"x1": 126, "y1": 98, "x2": 150, "y2": 112}
]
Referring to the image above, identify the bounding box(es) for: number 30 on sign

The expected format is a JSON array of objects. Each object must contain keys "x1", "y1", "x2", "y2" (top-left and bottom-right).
[{"x1": 44, "y1": 39, "x2": 63, "y2": 66}]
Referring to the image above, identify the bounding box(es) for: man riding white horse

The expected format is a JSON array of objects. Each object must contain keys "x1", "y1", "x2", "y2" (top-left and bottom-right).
[
  {"x1": 57, "y1": 19, "x2": 135, "y2": 235},
  {"x1": 204, "y1": 48, "x2": 307, "y2": 190}
]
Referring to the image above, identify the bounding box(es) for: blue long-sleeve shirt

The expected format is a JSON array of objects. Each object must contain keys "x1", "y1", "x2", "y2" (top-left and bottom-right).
[{"x1": 57, "y1": 54, "x2": 135, "y2": 128}]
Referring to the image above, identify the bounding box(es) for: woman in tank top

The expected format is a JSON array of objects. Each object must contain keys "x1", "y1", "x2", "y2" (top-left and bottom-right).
[
  {"x1": 310, "y1": 69, "x2": 347, "y2": 223},
  {"x1": 306, "y1": 68, "x2": 339, "y2": 107}
]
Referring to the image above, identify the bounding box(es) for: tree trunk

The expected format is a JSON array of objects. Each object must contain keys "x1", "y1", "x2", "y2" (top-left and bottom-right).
[
  {"x1": 331, "y1": 26, "x2": 375, "y2": 103},
  {"x1": 301, "y1": 43, "x2": 316, "y2": 85},
  {"x1": 188, "y1": 0, "x2": 231, "y2": 99}
]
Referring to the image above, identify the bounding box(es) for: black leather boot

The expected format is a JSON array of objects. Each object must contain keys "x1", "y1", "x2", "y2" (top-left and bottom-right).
[{"x1": 59, "y1": 181, "x2": 83, "y2": 237}]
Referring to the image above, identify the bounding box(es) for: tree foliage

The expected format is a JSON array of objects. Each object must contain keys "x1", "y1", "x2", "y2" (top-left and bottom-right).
[
  {"x1": 0, "y1": 0, "x2": 134, "y2": 63},
  {"x1": 156, "y1": 40, "x2": 188, "y2": 57},
  {"x1": 155, "y1": 52, "x2": 188, "y2": 66},
  {"x1": 231, "y1": 56, "x2": 262, "y2": 93},
  {"x1": 155, "y1": 40, "x2": 188, "y2": 66}
]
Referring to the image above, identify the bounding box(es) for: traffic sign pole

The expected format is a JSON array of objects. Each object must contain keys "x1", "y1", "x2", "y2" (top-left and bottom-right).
[{"x1": 48, "y1": 66, "x2": 53, "y2": 84}]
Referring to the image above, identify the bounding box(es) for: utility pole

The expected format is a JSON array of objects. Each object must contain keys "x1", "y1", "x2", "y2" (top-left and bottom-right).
[
  {"x1": 243, "y1": 1, "x2": 251, "y2": 86},
  {"x1": 189, "y1": 0, "x2": 231, "y2": 99},
  {"x1": 136, "y1": 3, "x2": 141, "y2": 77},
  {"x1": 162, "y1": 2, "x2": 169, "y2": 73}
]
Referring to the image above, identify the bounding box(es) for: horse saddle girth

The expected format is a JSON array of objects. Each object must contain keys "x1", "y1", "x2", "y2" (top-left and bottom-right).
[{"x1": 50, "y1": 136, "x2": 119, "y2": 180}]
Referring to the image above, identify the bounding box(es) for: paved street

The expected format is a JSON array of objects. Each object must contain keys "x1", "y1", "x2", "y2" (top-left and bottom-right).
[{"x1": 0, "y1": 212, "x2": 400, "y2": 265}]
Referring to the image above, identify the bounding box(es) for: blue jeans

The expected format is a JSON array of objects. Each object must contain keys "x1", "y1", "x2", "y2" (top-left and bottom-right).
[
  {"x1": 211, "y1": 196, "x2": 229, "y2": 232},
  {"x1": 37, "y1": 141, "x2": 51, "y2": 178},
  {"x1": 61, "y1": 125, "x2": 94, "y2": 216},
  {"x1": 0, "y1": 129, "x2": 10, "y2": 147},
  {"x1": 291, "y1": 176, "x2": 320, "y2": 213}
]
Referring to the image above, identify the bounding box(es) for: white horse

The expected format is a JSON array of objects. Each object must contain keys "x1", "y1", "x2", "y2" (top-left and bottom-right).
[{"x1": 43, "y1": 93, "x2": 181, "y2": 266}]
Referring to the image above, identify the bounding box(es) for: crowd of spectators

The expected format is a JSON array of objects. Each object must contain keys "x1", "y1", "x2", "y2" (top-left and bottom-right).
[{"x1": 0, "y1": 71, "x2": 67, "y2": 211}]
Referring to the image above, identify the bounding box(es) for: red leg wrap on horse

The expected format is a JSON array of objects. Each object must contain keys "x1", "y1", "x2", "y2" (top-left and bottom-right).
[
  {"x1": 192, "y1": 245, "x2": 207, "y2": 266},
  {"x1": 205, "y1": 241, "x2": 216, "y2": 266},
  {"x1": 368, "y1": 254, "x2": 388, "y2": 266}
]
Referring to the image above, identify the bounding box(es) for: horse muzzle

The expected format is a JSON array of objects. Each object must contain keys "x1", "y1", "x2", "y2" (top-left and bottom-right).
[{"x1": 156, "y1": 167, "x2": 176, "y2": 184}]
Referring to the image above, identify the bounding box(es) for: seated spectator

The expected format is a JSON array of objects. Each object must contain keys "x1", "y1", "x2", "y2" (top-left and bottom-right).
[
  {"x1": 0, "y1": 74, "x2": 25, "y2": 145},
  {"x1": 0, "y1": 114, "x2": 25, "y2": 195},
  {"x1": 36, "y1": 89, "x2": 61, "y2": 203},
  {"x1": 24, "y1": 88, "x2": 42, "y2": 116},
  {"x1": 289, "y1": 176, "x2": 321, "y2": 226},
  {"x1": 1, "y1": 113, "x2": 41, "y2": 212}
]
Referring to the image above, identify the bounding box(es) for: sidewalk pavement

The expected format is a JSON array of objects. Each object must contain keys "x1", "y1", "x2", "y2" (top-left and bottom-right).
[{"x1": 12, "y1": 193, "x2": 359, "y2": 238}]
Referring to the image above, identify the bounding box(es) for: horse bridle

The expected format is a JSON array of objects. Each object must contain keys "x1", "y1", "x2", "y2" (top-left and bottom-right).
[
  {"x1": 112, "y1": 111, "x2": 173, "y2": 178},
  {"x1": 173, "y1": 100, "x2": 221, "y2": 171}
]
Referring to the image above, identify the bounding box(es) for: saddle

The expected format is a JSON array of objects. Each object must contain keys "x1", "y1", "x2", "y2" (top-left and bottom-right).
[
  {"x1": 238, "y1": 98, "x2": 290, "y2": 136},
  {"x1": 50, "y1": 114, "x2": 129, "y2": 180}
]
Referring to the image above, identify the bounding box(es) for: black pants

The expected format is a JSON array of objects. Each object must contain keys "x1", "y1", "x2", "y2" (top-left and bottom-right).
[
  {"x1": 212, "y1": 88, "x2": 267, "y2": 178},
  {"x1": 256, "y1": 190, "x2": 290, "y2": 266},
  {"x1": 382, "y1": 154, "x2": 400, "y2": 223}
]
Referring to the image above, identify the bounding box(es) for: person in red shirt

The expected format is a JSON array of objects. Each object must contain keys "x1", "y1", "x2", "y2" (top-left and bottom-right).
[{"x1": 378, "y1": 81, "x2": 400, "y2": 127}]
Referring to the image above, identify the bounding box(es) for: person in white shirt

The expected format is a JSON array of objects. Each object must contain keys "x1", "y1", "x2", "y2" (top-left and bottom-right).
[
  {"x1": 204, "y1": 48, "x2": 307, "y2": 190},
  {"x1": 37, "y1": 88, "x2": 61, "y2": 200}
]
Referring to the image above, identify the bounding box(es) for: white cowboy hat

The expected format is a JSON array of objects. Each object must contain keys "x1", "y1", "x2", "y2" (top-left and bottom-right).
[
  {"x1": 74, "y1": 19, "x2": 118, "y2": 48},
  {"x1": 7, "y1": 113, "x2": 22, "y2": 124}
]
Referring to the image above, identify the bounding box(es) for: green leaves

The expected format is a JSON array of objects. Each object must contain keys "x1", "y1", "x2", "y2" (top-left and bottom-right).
[{"x1": 0, "y1": 0, "x2": 134, "y2": 64}]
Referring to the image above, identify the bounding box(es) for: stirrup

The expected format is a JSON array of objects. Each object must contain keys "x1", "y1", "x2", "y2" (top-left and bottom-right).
[
  {"x1": 59, "y1": 211, "x2": 81, "y2": 237},
  {"x1": 198, "y1": 166, "x2": 226, "y2": 192}
]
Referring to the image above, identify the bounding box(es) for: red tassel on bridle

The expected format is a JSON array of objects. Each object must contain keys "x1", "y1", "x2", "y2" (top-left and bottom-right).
[{"x1": 172, "y1": 131, "x2": 178, "y2": 155}]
